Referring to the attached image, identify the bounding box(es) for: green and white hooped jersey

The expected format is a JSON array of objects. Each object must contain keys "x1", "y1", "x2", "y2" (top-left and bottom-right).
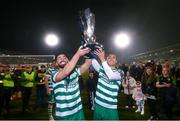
[
  {"x1": 95, "y1": 67, "x2": 122, "y2": 109},
  {"x1": 52, "y1": 68, "x2": 83, "y2": 119}
]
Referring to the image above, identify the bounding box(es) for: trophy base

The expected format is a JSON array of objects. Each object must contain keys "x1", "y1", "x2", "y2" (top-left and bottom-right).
[
  {"x1": 82, "y1": 43, "x2": 103, "y2": 51},
  {"x1": 82, "y1": 43, "x2": 103, "y2": 59}
]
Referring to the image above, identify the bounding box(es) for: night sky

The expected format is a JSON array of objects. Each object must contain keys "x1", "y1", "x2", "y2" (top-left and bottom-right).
[{"x1": 0, "y1": 0, "x2": 180, "y2": 61}]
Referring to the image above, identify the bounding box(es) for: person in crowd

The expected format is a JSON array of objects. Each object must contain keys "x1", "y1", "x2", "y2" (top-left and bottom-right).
[
  {"x1": 132, "y1": 81, "x2": 146, "y2": 115},
  {"x1": 92, "y1": 49, "x2": 124, "y2": 120},
  {"x1": 141, "y1": 62, "x2": 158, "y2": 120},
  {"x1": 175, "y1": 62, "x2": 180, "y2": 91},
  {"x1": 52, "y1": 47, "x2": 91, "y2": 120},
  {"x1": 34, "y1": 65, "x2": 47, "y2": 109},
  {"x1": 175, "y1": 62, "x2": 180, "y2": 113},
  {"x1": 0, "y1": 65, "x2": 15, "y2": 115},
  {"x1": 120, "y1": 64, "x2": 129, "y2": 77},
  {"x1": 129, "y1": 62, "x2": 136, "y2": 79},
  {"x1": 135, "y1": 61, "x2": 144, "y2": 82},
  {"x1": 21, "y1": 65, "x2": 36, "y2": 113},
  {"x1": 156, "y1": 66, "x2": 177, "y2": 119},
  {"x1": 156, "y1": 62, "x2": 162, "y2": 76},
  {"x1": 0, "y1": 65, "x2": 4, "y2": 115},
  {"x1": 12, "y1": 65, "x2": 23, "y2": 100},
  {"x1": 45, "y1": 60, "x2": 57, "y2": 121},
  {"x1": 122, "y1": 71, "x2": 136, "y2": 109},
  {"x1": 86, "y1": 71, "x2": 97, "y2": 110}
]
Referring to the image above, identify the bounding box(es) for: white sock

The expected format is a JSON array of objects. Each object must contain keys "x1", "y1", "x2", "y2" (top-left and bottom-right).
[
  {"x1": 135, "y1": 106, "x2": 141, "y2": 112},
  {"x1": 141, "y1": 106, "x2": 144, "y2": 115}
]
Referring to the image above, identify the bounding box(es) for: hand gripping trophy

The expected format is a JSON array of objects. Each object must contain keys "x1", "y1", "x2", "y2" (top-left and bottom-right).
[{"x1": 79, "y1": 8, "x2": 103, "y2": 59}]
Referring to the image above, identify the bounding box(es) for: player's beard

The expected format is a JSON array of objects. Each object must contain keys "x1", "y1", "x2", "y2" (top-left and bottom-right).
[{"x1": 58, "y1": 61, "x2": 67, "y2": 68}]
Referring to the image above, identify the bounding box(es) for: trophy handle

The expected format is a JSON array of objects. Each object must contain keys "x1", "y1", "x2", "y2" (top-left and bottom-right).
[{"x1": 92, "y1": 35, "x2": 96, "y2": 43}]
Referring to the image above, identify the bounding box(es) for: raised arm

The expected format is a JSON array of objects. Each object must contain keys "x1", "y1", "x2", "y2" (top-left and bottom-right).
[
  {"x1": 92, "y1": 59, "x2": 101, "y2": 72},
  {"x1": 80, "y1": 59, "x2": 92, "y2": 74},
  {"x1": 95, "y1": 49, "x2": 121, "y2": 80},
  {"x1": 102, "y1": 61, "x2": 121, "y2": 80}
]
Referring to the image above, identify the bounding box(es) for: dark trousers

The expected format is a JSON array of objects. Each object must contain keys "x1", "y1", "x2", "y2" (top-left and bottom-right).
[
  {"x1": 0, "y1": 84, "x2": 3, "y2": 114},
  {"x1": 147, "y1": 98, "x2": 158, "y2": 118},
  {"x1": 160, "y1": 94, "x2": 174, "y2": 119},
  {"x1": 125, "y1": 94, "x2": 134, "y2": 106},
  {"x1": 177, "y1": 81, "x2": 180, "y2": 90},
  {"x1": 22, "y1": 87, "x2": 32, "y2": 111},
  {"x1": 160, "y1": 87, "x2": 177, "y2": 119},
  {"x1": 177, "y1": 81, "x2": 180, "y2": 107},
  {"x1": 176, "y1": 82, "x2": 180, "y2": 112},
  {"x1": 36, "y1": 85, "x2": 46, "y2": 107},
  {"x1": 1, "y1": 87, "x2": 13, "y2": 112},
  {"x1": 160, "y1": 99, "x2": 174, "y2": 119}
]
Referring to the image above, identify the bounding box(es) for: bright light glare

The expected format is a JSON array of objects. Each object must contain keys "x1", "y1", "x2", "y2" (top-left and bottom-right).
[
  {"x1": 45, "y1": 34, "x2": 59, "y2": 47},
  {"x1": 114, "y1": 33, "x2": 130, "y2": 48}
]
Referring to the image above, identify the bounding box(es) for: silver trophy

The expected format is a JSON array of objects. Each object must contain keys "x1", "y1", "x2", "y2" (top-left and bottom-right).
[{"x1": 79, "y1": 8, "x2": 103, "y2": 58}]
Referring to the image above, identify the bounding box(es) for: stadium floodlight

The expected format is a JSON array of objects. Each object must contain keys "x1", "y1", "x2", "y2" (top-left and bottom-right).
[
  {"x1": 45, "y1": 33, "x2": 59, "y2": 47},
  {"x1": 114, "y1": 33, "x2": 130, "y2": 48}
]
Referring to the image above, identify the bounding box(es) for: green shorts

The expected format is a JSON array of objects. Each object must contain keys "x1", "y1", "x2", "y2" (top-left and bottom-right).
[
  {"x1": 93, "y1": 104, "x2": 119, "y2": 120},
  {"x1": 56, "y1": 109, "x2": 85, "y2": 121},
  {"x1": 48, "y1": 91, "x2": 55, "y2": 104}
]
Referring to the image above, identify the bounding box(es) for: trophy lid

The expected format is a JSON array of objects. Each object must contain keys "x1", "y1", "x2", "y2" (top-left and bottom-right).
[{"x1": 79, "y1": 8, "x2": 95, "y2": 38}]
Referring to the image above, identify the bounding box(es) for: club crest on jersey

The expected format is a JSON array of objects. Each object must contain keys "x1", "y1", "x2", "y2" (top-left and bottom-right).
[{"x1": 67, "y1": 81, "x2": 77, "y2": 88}]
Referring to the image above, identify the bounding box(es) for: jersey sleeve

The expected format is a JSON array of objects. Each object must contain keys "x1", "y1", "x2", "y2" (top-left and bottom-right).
[
  {"x1": 92, "y1": 59, "x2": 101, "y2": 72},
  {"x1": 52, "y1": 70, "x2": 59, "y2": 83},
  {"x1": 75, "y1": 68, "x2": 81, "y2": 76}
]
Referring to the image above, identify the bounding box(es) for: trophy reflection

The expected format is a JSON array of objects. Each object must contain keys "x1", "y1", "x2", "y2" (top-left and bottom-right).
[{"x1": 79, "y1": 8, "x2": 103, "y2": 58}]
